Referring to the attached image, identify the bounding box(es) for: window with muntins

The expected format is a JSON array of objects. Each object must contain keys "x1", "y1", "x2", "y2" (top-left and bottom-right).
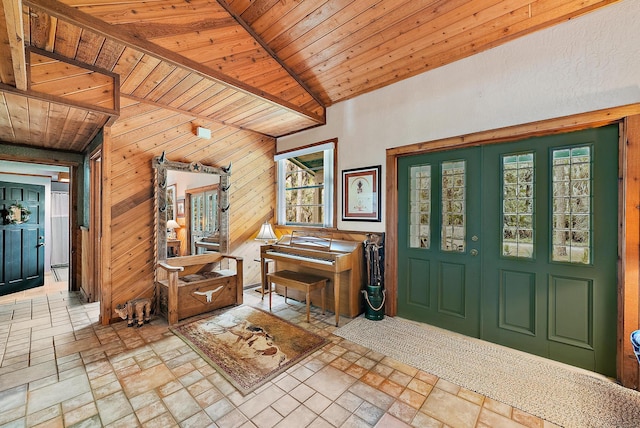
[
  {"x1": 276, "y1": 142, "x2": 335, "y2": 227},
  {"x1": 551, "y1": 146, "x2": 592, "y2": 264},
  {"x1": 502, "y1": 152, "x2": 535, "y2": 259},
  {"x1": 441, "y1": 160, "x2": 466, "y2": 252},
  {"x1": 409, "y1": 164, "x2": 431, "y2": 249}
]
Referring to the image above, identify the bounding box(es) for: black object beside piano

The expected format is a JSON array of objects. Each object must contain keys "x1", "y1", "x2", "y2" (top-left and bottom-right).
[{"x1": 260, "y1": 230, "x2": 366, "y2": 326}]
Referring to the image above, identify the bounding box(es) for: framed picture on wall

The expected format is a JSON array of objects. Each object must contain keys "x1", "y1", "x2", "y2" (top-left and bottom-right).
[
  {"x1": 166, "y1": 184, "x2": 176, "y2": 221},
  {"x1": 177, "y1": 198, "x2": 185, "y2": 218},
  {"x1": 342, "y1": 165, "x2": 381, "y2": 222}
]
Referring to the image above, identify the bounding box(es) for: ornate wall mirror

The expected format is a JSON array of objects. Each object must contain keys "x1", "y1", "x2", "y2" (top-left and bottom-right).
[{"x1": 153, "y1": 154, "x2": 231, "y2": 263}]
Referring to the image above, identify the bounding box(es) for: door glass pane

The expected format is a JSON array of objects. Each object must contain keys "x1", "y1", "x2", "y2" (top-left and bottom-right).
[
  {"x1": 409, "y1": 164, "x2": 431, "y2": 248},
  {"x1": 502, "y1": 153, "x2": 535, "y2": 258},
  {"x1": 441, "y1": 160, "x2": 465, "y2": 252},
  {"x1": 551, "y1": 146, "x2": 592, "y2": 264}
]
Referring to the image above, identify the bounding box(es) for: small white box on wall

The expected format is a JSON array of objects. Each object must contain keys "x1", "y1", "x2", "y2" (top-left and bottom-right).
[{"x1": 196, "y1": 126, "x2": 211, "y2": 139}]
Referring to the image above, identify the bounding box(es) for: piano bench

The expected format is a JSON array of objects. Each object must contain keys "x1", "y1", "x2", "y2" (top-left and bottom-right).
[{"x1": 267, "y1": 270, "x2": 327, "y2": 323}]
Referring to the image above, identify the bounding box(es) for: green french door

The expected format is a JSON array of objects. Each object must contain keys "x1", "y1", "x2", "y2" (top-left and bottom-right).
[
  {"x1": 398, "y1": 146, "x2": 482, "y2": 337},
  {"x1": 398, "y1": 125, "x2": 618, "y2": 376}
]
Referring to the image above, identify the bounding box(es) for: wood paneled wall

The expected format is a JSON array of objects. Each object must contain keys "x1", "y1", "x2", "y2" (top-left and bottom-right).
[{"x1": 102, "y1": 96, "x2": 276, "y2": 323}]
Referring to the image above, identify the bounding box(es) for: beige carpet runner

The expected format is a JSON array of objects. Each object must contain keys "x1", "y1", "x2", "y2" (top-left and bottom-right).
[{"x1": 335, "y1": 316, "x2": 640, "y2": 427}]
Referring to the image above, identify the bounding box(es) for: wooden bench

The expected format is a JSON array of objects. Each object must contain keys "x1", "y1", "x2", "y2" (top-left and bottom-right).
[
  {"x1": 156, "y1": 253, "x2": 243, "y2": 325},
  {"x1": 267, "y1": 270, "x2": 326, "y2": 323}
]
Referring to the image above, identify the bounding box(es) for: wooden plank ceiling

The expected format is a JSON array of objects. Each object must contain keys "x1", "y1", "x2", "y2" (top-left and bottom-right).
[{"x1": 0, "y1": 0, "x2": 620, "y2": 153}]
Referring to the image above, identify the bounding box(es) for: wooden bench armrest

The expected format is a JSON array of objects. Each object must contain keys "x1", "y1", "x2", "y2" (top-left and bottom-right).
[
  {"x1": 220, "y1": 254, "x2": 243, "y2": 262},
  {"x1": 157, "y1": 262, "x2": 184, "y2": 273},
  {"x1": 222, "y1": 255, "x2": 244, "y2": 304}
]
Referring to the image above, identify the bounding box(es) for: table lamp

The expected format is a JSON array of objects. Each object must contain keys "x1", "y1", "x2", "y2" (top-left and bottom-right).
[
  {"x1": 255, "y1": 222, "x2": 277, "y2": 244},
  {"x1": 167, "y1": 219, "x2": 180, "y2": 239}
]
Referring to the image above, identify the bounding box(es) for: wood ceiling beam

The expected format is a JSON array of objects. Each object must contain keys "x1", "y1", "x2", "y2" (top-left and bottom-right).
[
  {"x1": 2, "y1": 0, "x2": 28, "y2": 90},
  {"x1": 0, "y1": 82, "x2": 119, "y2": 117},
  {"x1": 215, "y1": 0, "x2": 326, "y2": 111},
  {"x1": 23, "y1": 0, "x2": 326, "y2": 125}
]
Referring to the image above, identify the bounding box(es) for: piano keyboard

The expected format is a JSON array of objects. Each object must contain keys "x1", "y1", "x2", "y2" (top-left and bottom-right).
[{"x1": 265, "y1": 250, "x2": 335, "y2": 265}]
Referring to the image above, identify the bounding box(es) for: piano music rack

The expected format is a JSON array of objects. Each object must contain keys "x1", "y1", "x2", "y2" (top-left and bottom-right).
[{"x1": 289, "y1": 230, "x2": 332, "y2": 250}]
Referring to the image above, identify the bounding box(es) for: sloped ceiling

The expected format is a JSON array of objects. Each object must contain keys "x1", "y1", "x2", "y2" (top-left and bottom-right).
[{"x1": 0, "y1": 0, "x2": 621, "y2": 152}]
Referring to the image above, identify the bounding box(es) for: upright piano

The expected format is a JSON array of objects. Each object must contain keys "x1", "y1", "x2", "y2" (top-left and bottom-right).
[{"x1": 260, "y1": 231, "x2": 365, "y2": 323}]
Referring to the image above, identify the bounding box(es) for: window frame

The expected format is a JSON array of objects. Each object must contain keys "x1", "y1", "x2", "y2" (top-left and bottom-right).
[{"x1": 275, "y1": 139, "x2": 337, "y2": 228}]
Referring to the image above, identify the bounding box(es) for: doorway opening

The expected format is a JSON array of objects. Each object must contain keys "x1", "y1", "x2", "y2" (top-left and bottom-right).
[{"x1": 0, "y1": 160, "x2": 72, "y2": 296}]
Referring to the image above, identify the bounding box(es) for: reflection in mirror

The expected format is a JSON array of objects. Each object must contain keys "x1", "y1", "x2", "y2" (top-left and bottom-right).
[
  {"x1": 153, "y1": 155, "x2": 230, "y2": 265},
  {"x1": 185, "y1": 182, "x2": 219, "y2": 254}
]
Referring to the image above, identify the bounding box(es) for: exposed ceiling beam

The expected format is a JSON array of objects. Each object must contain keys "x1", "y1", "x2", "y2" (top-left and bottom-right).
[
  {"x1": 2, "y1": 0, "x2": 27, "y2": 90},
  {"x1": 216, "y1": 0, "x2": 326, "y2": 111},
  {"x1": 23, "y1": 0, "x2": 325, "y2": 125},
  {"x1": 0, "y1": 82, "x2": 119, "y2": 117}
]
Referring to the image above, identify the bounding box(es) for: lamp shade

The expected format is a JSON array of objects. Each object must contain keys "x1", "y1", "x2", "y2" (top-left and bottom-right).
[
  {"x1": 167, "y1": 219, "x2": 180, "y2": 230},
  {"x1": 255, "y1": 222, "x2": 277, "y2": 242}
]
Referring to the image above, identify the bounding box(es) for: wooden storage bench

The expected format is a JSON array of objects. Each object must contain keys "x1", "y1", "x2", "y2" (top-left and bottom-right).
[
  {"x1": 267, "y1": 270, "x2": 326, "y2": 324},
  {"x1": 156, "y1": 253, "x2": 243, "y2": 325}
]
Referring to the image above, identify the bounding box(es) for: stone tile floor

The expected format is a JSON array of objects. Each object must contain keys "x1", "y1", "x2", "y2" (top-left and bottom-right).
[{"x1": 0, "y1": 275, "x2": 559, "y2": 428}]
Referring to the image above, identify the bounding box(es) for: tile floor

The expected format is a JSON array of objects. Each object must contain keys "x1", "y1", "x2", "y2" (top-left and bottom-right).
[{"x1": 0, "y1": 275, "x2": 560, "y2": 428}]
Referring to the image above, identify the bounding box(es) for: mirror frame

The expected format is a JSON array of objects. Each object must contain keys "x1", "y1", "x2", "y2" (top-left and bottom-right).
[{"x1": 153, "y1": 155, "x2": 231, "y2": 265}]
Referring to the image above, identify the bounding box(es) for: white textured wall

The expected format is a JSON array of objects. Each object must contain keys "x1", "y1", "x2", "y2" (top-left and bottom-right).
[{"x1": 278, "y1": 0, "x2": 640, "y2": 232}]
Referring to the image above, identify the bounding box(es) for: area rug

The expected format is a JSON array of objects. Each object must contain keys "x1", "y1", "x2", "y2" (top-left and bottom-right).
[
  {"x1": 171, "y1": 305, "x2": 328, "y2": 395},
  {"x1": 336, "y1": 316, "x2": 640, "y2": 428}
]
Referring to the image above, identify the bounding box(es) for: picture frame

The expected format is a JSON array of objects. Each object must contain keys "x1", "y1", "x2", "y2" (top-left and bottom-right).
[
  {"x1": 342, "y1": 165, "x2": 381, "y2": 222},
  {"x1": 177, "y1": 198, "x2": 185, "y2": 218},
  {"x1": 166, "y1": 184, "x2": 176, "y2": 222}
]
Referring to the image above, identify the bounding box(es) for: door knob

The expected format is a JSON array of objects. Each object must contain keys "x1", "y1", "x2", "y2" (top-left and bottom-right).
[{"x1": 470, "y1": 249, "x2": 478, "y2": 256}]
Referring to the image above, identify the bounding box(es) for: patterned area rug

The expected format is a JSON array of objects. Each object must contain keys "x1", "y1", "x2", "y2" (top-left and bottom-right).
[
  {"x1": 336, "y1": 316, "x2": 640, "y2": 428},
  {"x1": 171, "y1": 305, "x2": 328, "y2": 395}
]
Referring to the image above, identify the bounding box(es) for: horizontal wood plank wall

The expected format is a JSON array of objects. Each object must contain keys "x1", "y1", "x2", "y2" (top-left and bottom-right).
[{"x1": 104, "y1": 99, "x2": 276, "y2": 323}]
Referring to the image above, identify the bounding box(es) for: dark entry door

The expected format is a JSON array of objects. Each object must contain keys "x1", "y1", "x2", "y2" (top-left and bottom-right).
[
  {"x1": 0, "y1": 182, "x2": 45, "y2": 295},
  {"x1": 397, "y1": 126, "x2": 618, "y2": 377}
]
